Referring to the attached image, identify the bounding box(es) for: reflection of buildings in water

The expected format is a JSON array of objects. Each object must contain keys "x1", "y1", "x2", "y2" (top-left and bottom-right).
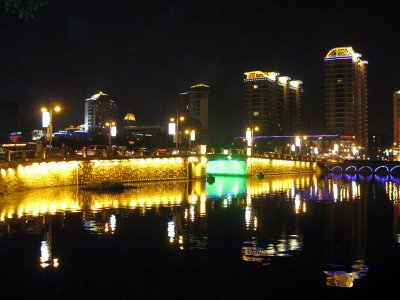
[
  {"x1": 39, "y1": 218, "x2": 60, "y2": 269},
  {"x1": 0, "y1": 174, "x2": 376, "y2": 281},
  {"x1": 241, "y1": 175, "x2": 315, "y2": 264},
  {"x1": 0, "y1": 214, "x2": 62, "y2": 269},
  {"x1": 168, "y1": 203, "x2": 209, "y2": 251},
  {"x1": 242, "y1": 191, "x2": 304, "y2": 263},
  {"x1": 324, "y1": 260, "x2": 368, "y2": 288},
  {"x1": 385, "y1": 180, "x2": 400, "y2": 244},
  {"x1": 242, "y1": 234, "x2": 303, "y2": 262},
  {"x1": 303, "y1": 174, "x2": 362, "y2": 202},
  {"x1": 321, "y1": 176, "x2": 368, "y2": 288},
  {"x1": 242, "y1": 174, "x2": 369, "y2": 289},
  {"x1": 82, "y1": 211, "x2": 117, "y2": 235},
  {"x1": 0, "y1": 181, "x2": 188, "y2": 228}
]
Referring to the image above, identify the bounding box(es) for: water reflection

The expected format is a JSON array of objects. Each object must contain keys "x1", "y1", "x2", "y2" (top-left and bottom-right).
[{"x1": 0, "y1": 174, "x2": 400, "y2": 290}]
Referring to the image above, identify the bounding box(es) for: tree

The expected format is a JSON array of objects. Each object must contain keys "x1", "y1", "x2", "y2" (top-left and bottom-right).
[{"x1": 4, "y1": 0, "x2": 48, "y2": 20}]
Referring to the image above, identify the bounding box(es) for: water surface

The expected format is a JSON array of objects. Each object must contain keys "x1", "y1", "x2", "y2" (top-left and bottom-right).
[{"x1": 0, "y1": 174, "x2": 399, "y2": 298}]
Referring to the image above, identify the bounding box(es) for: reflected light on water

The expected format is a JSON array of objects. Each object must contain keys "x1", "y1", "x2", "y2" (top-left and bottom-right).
[{"x1": 2, "y1": 173, "x2": 399, "y2": 290}]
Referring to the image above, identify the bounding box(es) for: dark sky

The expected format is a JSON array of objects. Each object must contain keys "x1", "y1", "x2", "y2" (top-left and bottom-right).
[{"x1": 1, "y1": 0, "x2": 399, "y2": 137}]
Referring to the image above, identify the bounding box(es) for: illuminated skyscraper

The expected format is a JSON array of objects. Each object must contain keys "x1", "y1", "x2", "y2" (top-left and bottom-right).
[
  {"x1": 394, "y1": 91, "x2": 400, "y2": 144},
  {"x1": 84, "y1": 91, "x2": 117, "y2": 134},
  {"x1": 324, "y1": 47, "x2": 368, "y2": 150},
  {"x1": 179, "y1": 83, "x2": 209, "y2": 131},
  {"x1": 243, "y1": 71, "x2": 303, "y2": 135}
]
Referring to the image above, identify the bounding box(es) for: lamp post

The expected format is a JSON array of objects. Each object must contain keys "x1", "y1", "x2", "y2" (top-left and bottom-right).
[
  {"x1": 41, "y1": 104, "x2": 61, "y2": 147},
  {"x1": 245, "y1": 125, "x2": 259, "y2": 156},
  {"x1": 169, "y1": 115, "x2": 184, "y2": 152},
  {"x1": 185, "y1": 129, "x2": 195, "y2": 153},
  {"x1": 105, "y1": 121, "x2": 116, "y2": 148}
]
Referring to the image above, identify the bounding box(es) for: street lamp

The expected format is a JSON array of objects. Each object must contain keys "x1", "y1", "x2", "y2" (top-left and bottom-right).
[
  {"x1": 184, "y1": 129, "x2": 195, "y2": 153},
  {"x1": 245, "y1": 125, "x2": 259, "y2": 156},
  {"x1": 105, "y1": 121, "x2": 116, "y2": 148},
  {"x1": 169, "y1": 115, "x2": 184, "y2": 152},
  {"x1": 41, "y1": 104, "x2": 61, "y2": 147}
]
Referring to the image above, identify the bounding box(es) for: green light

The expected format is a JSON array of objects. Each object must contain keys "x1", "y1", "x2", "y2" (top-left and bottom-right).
[
  {"x1": 206, "y1": 160, "x2": 247, "y2": 175},
  {"x1": 206, "y1": 176, "x2": 246, "y2": 199}
]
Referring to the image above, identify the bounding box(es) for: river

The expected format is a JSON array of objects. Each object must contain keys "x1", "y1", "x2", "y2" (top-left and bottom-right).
[{"x1": 0, "y1": 173, "x2": 398, "y2": 298}]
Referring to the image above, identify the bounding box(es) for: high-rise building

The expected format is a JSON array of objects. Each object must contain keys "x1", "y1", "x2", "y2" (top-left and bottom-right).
[
  {"x1": 243, "y1": 71, "x2": 303, "y2": 135},
  {"x1": 324, "y1": 47, "x2": 368, "y2": 150},
  {"x1": 394, "y1": 91, "x2": 400, "y2": 144},
  {"x1": 179, "y1": 84, "x2": 209, "y2": 130},
  {"x1": 84, "y1": 91, "x2": 117, "y2": 134}
]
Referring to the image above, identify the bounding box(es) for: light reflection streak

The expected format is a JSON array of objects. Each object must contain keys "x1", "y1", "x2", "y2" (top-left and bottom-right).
[{"x1": 2, "y1": 173, "x2": 399, "y2": 287}]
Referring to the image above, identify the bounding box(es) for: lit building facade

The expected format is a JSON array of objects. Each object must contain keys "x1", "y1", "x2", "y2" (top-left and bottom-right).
[
  {"x1": 84, "y1": 91, "x2": 117, "y2": 134},
  {"x1": 179, "y1": 84, "x2": 209, "y2": 130},
  {"x1": 393, "y1": 91, "x2": 400, "y2": 144},
  {"x1": 243, "y1": 71, "x2": 303, "y2": 135},
  {"x1": 324, "y1": 47, "x2": 368, "y2": 150}
]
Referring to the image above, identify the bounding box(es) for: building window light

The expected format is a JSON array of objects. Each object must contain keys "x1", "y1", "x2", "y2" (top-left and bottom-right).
[{"x1": 253, "y1": 85, "x2": 258, "y2": 89}]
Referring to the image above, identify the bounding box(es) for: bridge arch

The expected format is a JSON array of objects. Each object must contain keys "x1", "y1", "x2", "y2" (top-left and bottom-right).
[
  {"x1": 330, "y1": 166, "x2": 342, "y2": 173},
  {"x1": 358, "y1": 166, "x2": 373, "y2": 174},
  {"x1": 390, "y1": 165, "x2": 400, "y2": 174},
  {"x1": 375, "y1": 165, "x2": 389, "y2": 174},
  {"x1": 345, "y1": 166, "x2": 357, "y2": 173}
]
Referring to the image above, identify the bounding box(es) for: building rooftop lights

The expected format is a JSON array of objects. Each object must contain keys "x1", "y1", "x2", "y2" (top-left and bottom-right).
[
  {"x1": 325, "y1": 47, "x2": 356, "y2": 58},
  {"x1": 289, "y1": 80, "x2": 303, "y2": 88},
  {"x1": 190, "y1": 83, "x2": 210, "y2": 89},
  {"x1": 244, "y1": 71, "x2": 280, "y2": 81},
  {"x1": 325, "y1": 47, "x2": 365, "y2": 63},
  {"x1": 87, "y1": 91, "x2": 109, "y2": 101},
  {"x1": 124, "y1": 113, "x2": 136, "y2": 121},
  {"x1": 278, "y1": 76, "x2": 291, "y2": 85}
]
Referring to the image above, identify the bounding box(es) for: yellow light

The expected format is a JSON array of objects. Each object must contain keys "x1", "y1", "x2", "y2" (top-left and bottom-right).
[
  {"x1": 289, "y1": 80, "x2": 302, "y2": 88},
  {"x1": 17, "y1": 165, "x2": 24, "y2": 174},
  {"x1": 41, "y1": 107, "x2": 48, "y2": 112},
  {"x1": 278, "y1": 76, "x2": 290, "y2": 84},
  {"x1": 54, "y1": 106, "x2": 61, "y2": 112},
  {"x1": 53, "y1": 258, "x2": 59, "y2": 268}
]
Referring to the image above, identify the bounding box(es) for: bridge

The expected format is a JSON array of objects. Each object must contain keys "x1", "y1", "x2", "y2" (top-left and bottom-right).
[{"x1": 318, "y1": 160, "x2": 400, "y2": 175}]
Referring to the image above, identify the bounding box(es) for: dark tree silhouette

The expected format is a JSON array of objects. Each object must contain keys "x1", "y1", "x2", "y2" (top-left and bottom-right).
[{"x1": 4, "y1": 0, "x2": 48, "y2": 20}]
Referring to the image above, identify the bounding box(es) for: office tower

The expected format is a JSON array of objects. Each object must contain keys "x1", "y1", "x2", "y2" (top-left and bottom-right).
[
  {"x1": 243, "y1": 71, "x2": 303, "y2": 135},
  {"x1": 84, "y1": 91, "x2": 117, "y2": 134},
  {"x1": 179, "y1": 83, "x2": 209, "y2": 130},
  {"x1": 324, "y1": 47, "x2": 368, "y2": 150},
  {"x1": 394, "y1": 91, "x2": 400, "y2": 144}
]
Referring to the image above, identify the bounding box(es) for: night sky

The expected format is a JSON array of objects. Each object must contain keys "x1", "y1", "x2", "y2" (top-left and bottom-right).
[{"x1": 1, "y1": 1, "x2": 399, "y2": 137}]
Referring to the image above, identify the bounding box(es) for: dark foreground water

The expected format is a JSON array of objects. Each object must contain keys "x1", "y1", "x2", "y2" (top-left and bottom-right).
[{"x1": 0, "y1": 174, "x2": 399, "y2": 298}]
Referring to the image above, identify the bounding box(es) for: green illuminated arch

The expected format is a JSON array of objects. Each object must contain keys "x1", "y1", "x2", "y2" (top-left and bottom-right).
[{"x1": 206, "y1": 160, "x2": 247, "y2": 176}]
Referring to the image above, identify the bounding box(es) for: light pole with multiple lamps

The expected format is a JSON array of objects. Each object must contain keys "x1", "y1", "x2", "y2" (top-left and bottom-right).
[
  {"x1": 184, "y1": 129, "x2": 195, "y2": 153},
  {"x1": 245, "y1": 125, "x2": 259, "y2": 156},
  {"x1": 105, "y1": 121, "x2": 116, "y2": 148},
  {"x1": 169, "y1": 115, "x2": 185, "y2": 153},
  {"x1": 41, "y1": 104, "x2": 61, "y2": 147}
]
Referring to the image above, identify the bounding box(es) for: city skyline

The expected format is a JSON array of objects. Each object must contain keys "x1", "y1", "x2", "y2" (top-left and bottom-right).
[{"x1": 1, "y1": 1, "x2": 399, "y2": 138}]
